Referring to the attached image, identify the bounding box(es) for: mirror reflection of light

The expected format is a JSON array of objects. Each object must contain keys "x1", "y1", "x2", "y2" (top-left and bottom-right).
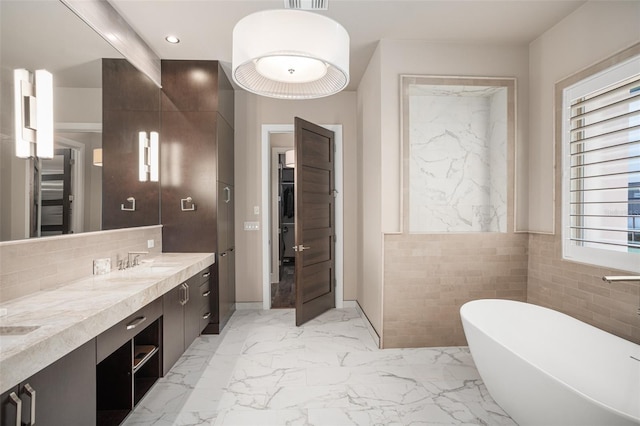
[
  {"x1": 14, "y1": 69, "x2": 30, "y2": 158},
  {"x1": 163, "y1": 142, "x2": 182, "y2": 188},
  {"x1": 35, "y1": 70, "x2": 53, "y2": 159},
  {"x1": 139, "y1": 131, "x2": 147, "y2": 182},
  {"x1": 150, "y1": 132, "x2": 159, "y2": 182},
  {"x1": 190, "y1": 69, "x2": 209, "y2": 84}
]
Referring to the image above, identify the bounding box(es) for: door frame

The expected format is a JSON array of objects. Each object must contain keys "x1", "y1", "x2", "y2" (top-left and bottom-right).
[{"x1": 261, "y1": 124, "x2": 344, "y2": 310}]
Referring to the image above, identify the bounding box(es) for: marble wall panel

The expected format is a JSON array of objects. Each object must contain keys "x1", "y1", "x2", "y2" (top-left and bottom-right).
[{"x1": 407, "y1": 85, "x2": 507, "y2": 233}]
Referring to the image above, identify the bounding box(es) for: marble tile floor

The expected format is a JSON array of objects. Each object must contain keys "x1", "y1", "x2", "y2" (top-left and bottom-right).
[{"x1": 123, "y1": 308, "x2": 516, "y2": 426}]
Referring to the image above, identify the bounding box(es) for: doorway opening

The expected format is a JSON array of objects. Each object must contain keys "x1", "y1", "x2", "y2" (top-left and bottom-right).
[
  {"x1": 261, "y1": 124, "x2": 344, "y2": 311},
  {"x1": 272, "y1": 149, "x2": 296, "y2": 308}
]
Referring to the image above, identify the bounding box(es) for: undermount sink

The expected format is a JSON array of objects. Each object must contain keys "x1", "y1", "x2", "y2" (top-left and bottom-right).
[
  {"x1": 0, "y1": 325, "x2": 40, "y2": 336},
  {"x1": 147, "y1": 263, "x2": 180, "y2": 273},
  {"x1": 147, "y1": 266, "x2": 177, "y2": 273}
]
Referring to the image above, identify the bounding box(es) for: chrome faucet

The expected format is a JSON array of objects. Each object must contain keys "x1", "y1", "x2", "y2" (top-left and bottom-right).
[
  {"x1": 603, "y1": 276, "x2": 640, "y2": 316},
  {"x1": 127, "y1": 251, "x2": 149, "y2": 268},
  {"x1": 116, "y1": 251, "x2": 149, "y2": 270}
]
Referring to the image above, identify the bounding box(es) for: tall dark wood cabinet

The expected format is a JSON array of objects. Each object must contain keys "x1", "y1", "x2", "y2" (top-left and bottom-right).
[
  {"x1": 102, "y1": 59, "x2": 160, "y2": 230},
  {"x1": 160, "y1": 60, "x2": 235, "y2": 333}
]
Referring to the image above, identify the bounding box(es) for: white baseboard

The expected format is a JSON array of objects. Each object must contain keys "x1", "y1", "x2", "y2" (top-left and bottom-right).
[{"x1": 342, "y1": 300, "x2": 356, "y2": 308}]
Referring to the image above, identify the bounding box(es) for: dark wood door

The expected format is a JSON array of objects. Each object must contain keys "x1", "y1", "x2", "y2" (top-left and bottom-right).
[
  {"x1": 39, "y1": 148, "x2": 71, "y2": 236},
  {"x1": 294, "y1": 117, "x2": 336, "y2": 326}
]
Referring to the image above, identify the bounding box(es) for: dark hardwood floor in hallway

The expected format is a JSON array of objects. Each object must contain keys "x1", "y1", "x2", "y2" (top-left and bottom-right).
[{"x1": 271, "y1": 265, "x2": 295, "y2": 308}]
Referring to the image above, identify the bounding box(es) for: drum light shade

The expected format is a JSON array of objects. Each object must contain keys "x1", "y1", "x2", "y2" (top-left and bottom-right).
[
  {"x1": 285, "y1": 149, "x2": 295, "y2": 168},
  {"x1": 232, "y1": 9, "x2": 349, "y2": 99}
]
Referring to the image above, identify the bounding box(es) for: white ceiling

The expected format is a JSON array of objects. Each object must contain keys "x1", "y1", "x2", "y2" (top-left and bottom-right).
[
  {"x1": 1, "y1": 0, "x2": 586, "y2": 90},
  {"x1": 109, "y1": 0, "x2": 586, "y2": 90}
]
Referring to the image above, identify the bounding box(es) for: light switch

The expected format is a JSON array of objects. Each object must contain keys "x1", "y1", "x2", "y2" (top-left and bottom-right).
[{"x1": 244, "y1": 221, "x2": 260, "y2": 231}]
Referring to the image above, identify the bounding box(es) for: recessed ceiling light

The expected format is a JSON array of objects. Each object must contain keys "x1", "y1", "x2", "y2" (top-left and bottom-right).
[{"x1": 165, "y1": 35, "x2": 180, "y2": 44}]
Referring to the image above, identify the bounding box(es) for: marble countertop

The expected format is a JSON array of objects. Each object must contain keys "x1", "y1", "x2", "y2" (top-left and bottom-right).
[{"x1": 0, "y1": 252, "x2": 215, "y2": 394}]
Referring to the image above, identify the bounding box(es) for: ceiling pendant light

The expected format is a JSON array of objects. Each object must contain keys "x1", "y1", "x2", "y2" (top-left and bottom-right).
[{"x1": 232, "y1": 9, "x2": 349, "y2": 99}]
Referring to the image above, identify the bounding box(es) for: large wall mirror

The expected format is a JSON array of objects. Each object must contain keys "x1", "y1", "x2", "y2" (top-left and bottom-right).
[
  {"x1": 0, "y1": 0, "x2": 160, "y2": 242},
  {"x1": 401, "y1": 75, "x2": 516, "y2": 233}
]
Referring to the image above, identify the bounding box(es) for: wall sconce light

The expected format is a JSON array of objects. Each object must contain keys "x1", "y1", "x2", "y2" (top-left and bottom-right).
[
  {"x1": 93, "y1": 148, "x2": 103, "y2": 167},
  {"x1": 285, "y1": 149, "x2": 295, "y2": 168},
  {"x1": 14, "y1": 68, "x2": 54, "y2": 159},
  {"x1": 139, "y1": 131, "x2": 159, "y2": 182}
]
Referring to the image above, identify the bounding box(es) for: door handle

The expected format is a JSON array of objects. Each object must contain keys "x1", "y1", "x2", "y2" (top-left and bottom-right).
[
  {"x1": 23, "y1": 383, "x2": 36, "y2": 426},
  {"x1": 202, "y1": 290, "x2": 211, "y2": 297},
  {"x1": 202, "y1": 312, "x2": 211, "y2": 320},
  {"x1": 184, "y1": 283, "x2": 190, "y2": 304},
  {"x1": 293, "y1": 245, "x2": 310, "y2": 252},
  {"x1": 181, "y1": 196, "x2": 196, "y2": 211},
  {"x1": 126, "y1": 316, "x2": 147, "y2": 330},
  {"x1": 224, "y1": 186, "x2": 231, "y2": 203},
  {"x1": 8, "y1": 392, "x2": 21, "y2": 426}
]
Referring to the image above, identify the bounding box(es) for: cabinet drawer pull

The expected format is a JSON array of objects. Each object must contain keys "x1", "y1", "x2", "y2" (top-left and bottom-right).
[
  {"x1": 202, "y1": 272, "x2": 211, "y2": 278},
  {"x1": 126, "y1": 316, "x2": 147, "y2": 330},
  {"x1": 179, "y1": 283, "x2": 187, "y2": 306},
  {"x1": 202, "y1": 312, "x2": 211, "y2": 320},
  {"x1": 23, "y1": 383, "x2": 36, "y2": 426},
  {"x1": 202, "y1": 290, "x2": 211, "y2": 297},
  {"x1": 8, "y1": 392, "x2": 21, "y2": 426}
]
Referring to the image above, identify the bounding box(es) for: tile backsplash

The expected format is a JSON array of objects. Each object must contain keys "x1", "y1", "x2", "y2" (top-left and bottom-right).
[
  {"x1": 0, "y1": 226, "x2": 162, "y2": 302},
  {"x1": 528, "y1": 233, "x2": 640, "y2": 344},
  {"x1": 383, "y1": 232, "x2": 528, "y2": 348}
]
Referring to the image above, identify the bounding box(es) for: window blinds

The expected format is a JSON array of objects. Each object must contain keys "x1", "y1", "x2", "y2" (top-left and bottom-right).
[{"x1": 569, "y1": 74, "x2": 640, "y2": 252}]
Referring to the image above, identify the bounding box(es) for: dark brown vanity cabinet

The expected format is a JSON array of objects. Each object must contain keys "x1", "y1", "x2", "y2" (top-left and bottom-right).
[
  {"x1": 162, "y1": 267, "x2": 212, "y2": 375},
  {"x1": 160, "y1": 60, "x2": 235, "y2": 334},
  {"x1": 96, "y1": 299, "x2": 162, "y2": 426},
  {"x1": 0, "y1": 339, "x2": 96, "y2": 426}
]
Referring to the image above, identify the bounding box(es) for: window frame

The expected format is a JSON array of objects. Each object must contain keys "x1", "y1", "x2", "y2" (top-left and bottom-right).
[{"x1": 560, "y1": 51, "x2": 640, "y2": 273}]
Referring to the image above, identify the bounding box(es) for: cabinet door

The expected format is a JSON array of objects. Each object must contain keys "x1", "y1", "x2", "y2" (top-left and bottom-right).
[
  {"x1": 0, "y1": 386, "x2": 20, "y2": 426},
  {"x1": 217, "y1": 251, "x2": 231, "y2": 330},
  {"x1": 184, "y1": 279, "x2": 201, "y2": 350},
  {"x1": 162, "y1": 285, "x2": 185, "y2": 375},
  {"x1": 1, "y1": 340, "x2": 97, "y2": 426},
  {"x1": 160, "y1": 111, "x2": 217, "y2": 253},
  {"x1": 217, "y1": 114, "x2": 234, "y2": 186},
  {"x1": 217, "y1": 181, "x2": 230, "y2": 252}
]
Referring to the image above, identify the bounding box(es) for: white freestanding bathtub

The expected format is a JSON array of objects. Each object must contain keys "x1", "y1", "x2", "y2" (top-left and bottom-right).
[{"x1": 460, "y1": 299, "x2": 640, "y2": 426}]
